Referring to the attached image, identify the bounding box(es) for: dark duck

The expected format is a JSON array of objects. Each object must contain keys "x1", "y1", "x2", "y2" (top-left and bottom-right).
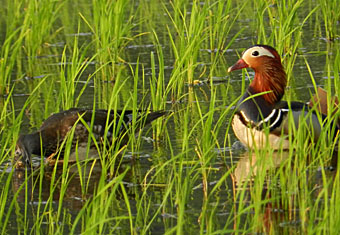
[
  {"x1": 15, "y1": 108, "x2": 166, "y2": 167},
  {"x1": 228, "y1": 45, "x2": 339, "y2": 149}
]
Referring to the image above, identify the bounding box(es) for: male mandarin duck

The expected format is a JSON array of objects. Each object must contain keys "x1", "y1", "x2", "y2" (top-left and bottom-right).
[
  {"x1": 228, "y1": 44, "x2": 339, "y2": 149},
  {"x1": 15, "y1": 108, "x2": 165, "y2": 167}
]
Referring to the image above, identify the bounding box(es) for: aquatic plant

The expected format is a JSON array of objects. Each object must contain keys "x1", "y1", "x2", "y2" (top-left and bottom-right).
[{"x1": 0, "y1": 0, "x2": 339, "y2": 234}]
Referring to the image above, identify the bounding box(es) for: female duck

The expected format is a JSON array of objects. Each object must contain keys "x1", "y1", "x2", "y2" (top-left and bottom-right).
[{"x1": 15, "y1": 108, "x2": 165, "y2": 167}]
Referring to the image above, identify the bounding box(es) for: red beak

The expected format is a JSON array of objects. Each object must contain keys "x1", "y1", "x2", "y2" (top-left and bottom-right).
[{"x1": 228, "y1": 58, "x2": 249, "y2": 72}]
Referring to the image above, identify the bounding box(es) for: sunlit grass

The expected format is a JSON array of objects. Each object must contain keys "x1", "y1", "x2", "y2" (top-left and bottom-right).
[
  {"x1": 0, "y1": 0, "x2": 339, "y2": 234},
  {"x1": 319, "y1": 0, "x2": 340, "y2": 41}
]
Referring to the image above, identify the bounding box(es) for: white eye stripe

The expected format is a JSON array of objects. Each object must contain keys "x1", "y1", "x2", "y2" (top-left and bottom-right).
[{"x1": 243, "y1": 46, "x2": 275, "y2": 59}]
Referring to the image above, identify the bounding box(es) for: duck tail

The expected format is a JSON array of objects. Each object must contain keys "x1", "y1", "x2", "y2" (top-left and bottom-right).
[
  {"x1": 308, "y1": 87, "x2": 339, "y2": 127},
  {"x1": 143, "y1": 111, "x2": 168, "y2": 125}
]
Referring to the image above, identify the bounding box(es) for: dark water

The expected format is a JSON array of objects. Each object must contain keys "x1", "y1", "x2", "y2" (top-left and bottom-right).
[{"x1": 1, "y1": 0, "x2": 340, "y2": 233}]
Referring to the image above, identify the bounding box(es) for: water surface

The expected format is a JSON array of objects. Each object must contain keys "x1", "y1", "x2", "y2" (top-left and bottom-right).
[{"x1": 1, "y1": 0, "x2": 340, "y2": 233}]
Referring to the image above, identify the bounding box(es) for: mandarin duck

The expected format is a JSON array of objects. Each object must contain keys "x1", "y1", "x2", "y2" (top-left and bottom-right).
[
  {"x1": 228, "y1": 45, "x2": 339, "y2": 149},
  {"x1": 15, "y1": 108, "x2": 165, "y2": 167}
]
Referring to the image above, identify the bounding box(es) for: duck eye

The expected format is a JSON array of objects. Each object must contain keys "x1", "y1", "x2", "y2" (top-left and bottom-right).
[{"x1": 252, "y1": 51, "x2": 259, "y2": 56}]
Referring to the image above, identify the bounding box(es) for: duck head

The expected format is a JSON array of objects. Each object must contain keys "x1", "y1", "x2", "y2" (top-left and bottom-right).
[
  {"x1": 228, "y1": 45, "x2": 287, "y2": 105},
  {"x1": 14, "y1": 134, "x2": 39, "y2": 167}
]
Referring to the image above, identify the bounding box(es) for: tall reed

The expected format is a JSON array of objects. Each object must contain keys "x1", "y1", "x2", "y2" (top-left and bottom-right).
[
  {"x1": 1, "y1": 0, "x2": 340, "y2": 234},
  {"x1": 319, "y1": 0, "x2": 340, "y2": 41},
  {"x1": 164, "y1": 0, "x2": 209, "y2": 98}
]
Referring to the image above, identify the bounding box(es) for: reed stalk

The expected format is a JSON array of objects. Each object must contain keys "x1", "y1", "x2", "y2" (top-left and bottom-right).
[{"x1": 1, "y1": 0, "x2": 340, "y2": 234}]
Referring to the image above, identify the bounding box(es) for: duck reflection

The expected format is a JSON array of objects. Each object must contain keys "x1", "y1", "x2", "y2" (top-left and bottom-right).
[
  {"x1": 12, "y1": 159, "x2": 132, "y2": 212},
  {"x1": 231, "y1": 151, "x2": 290, "y2": 233},
  {"x1": 233, "y1": 150, "x2": 290, "y2": 184},
  {"x1": 231, "y1": 150, "x2": 337, "y2": 233}
]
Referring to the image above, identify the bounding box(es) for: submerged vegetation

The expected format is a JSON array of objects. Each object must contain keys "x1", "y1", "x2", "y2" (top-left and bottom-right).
[{"x1": 0, "y1": 0, "x2": 339, "y2": 233}]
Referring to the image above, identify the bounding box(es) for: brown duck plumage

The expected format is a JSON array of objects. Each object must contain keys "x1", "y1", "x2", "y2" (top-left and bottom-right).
[{"x1": 15, "y1": 108, "x2": 166, "y2": 167}]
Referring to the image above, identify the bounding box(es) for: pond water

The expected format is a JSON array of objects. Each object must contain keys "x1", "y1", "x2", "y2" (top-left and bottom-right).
[{"x1": 1, "y1": 0, "x2": 340, "y2": 234}]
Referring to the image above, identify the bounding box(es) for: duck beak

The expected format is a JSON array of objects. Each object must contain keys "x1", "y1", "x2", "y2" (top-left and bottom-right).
[
  {"x1": 14, "y1": 143, "x2": 31, "y2": 168},
  {"x1": 228, "y1": 58, "x2": 249, "y2": 72}
]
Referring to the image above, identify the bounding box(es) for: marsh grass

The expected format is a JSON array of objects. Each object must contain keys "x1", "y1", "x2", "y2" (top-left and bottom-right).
[
  {"x1": 254, "y1": 0, "x2": 319, "y2": 61},
  {"x1": 0, "y1": 0, "x2": 340, "y2": 234},
  {"x1": 58, "y1": 36, "x2": 96, "y2": 109},
  {"x1": 319, "y1": 0, "x2": 340, "y2": 41}
]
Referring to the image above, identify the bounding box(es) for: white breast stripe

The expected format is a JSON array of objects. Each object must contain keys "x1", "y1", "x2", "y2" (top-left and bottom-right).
[
  {"x1": 269, "y1": 109, "x2": 282, "y2": 128},
  {"x1": 257, "y1": 109, "x2": 277, "y2": 127},
  {"x1": 240, "y1": 110, "x2": 251, "y2": 123},
  {"x1": 263, "y1": 109, "x2": 277, "y2": 122},
  {"x1": 240, "y1": 108, "x2": 285, "y2": 129}
]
